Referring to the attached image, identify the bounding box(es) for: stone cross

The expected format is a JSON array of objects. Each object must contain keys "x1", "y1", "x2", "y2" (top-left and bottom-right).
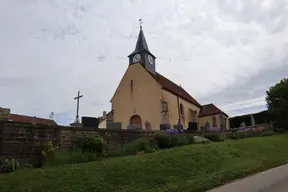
[{"x1": 74, "y1": 90, "x2": 83, "y2": 123}]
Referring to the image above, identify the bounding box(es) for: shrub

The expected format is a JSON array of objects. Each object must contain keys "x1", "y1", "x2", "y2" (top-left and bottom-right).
[
  {"x1": 107, "y1": 137, "x2": 158, "y2": 157},
  {"x1": 137, "y1": 138, "x2": 155, "y2": 153},
  {"x1": 229, "y1": 132, "x2": 254, "y2": 140},
  {"x1": 229, "y1": 130, "x2": 275, "y2": 140},
  {"x1": 154, "y1": 133, "x2": 171, "y2": 148},
  {"x1": 170, "y1": 134, "x2": 188, "y2": 147},
  {"x1": 45, "y1": 148, "x2": 101, "y2": 167},
  {"x1": 0, "y1": 157, "x2": 19, "y2": 173},
  {"x1": 41, "y1": 141, "x2": 58, "y2": 164},
  {"x1": 79, "y1": 133, "x2": 103, "y2": 156},
  {"x1": 155, "y1": 133, "x2": 195, "y2": 148},
  {"x1": 148, "y1": 137, "x2": 159, "y2": 150},
  {"x1": 274, "y1": 128, "x2": 285, "y2": 133},
  {"x1": 230, "y1": 133, "x2": 239, "y2": 140},
  {"x1": 184, "y1": 134, "x2": 196, "y2": 144},
  {"x1": 236, "y1": 132, "x2": 247, "y2": 139},
  {"x1": 194, "y1": 136, "x2": 211, "y2": 144},
  {"x1": 261, "y1": 130, "x2": 275, "y2": 137},
  {"x1": 204, "y1": 133, "x2": 225, "y2": 142}
]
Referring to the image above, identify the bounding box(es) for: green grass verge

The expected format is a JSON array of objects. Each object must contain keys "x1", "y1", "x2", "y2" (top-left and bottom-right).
[{"x1": 1, "y1": 134, "x2": 288, "y2": 192}]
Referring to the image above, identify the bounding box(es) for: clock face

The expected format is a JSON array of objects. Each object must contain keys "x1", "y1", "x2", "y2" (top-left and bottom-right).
[
  {"x1": 133, "y1": 54, "x2": 141, "y2": 63},
  {"x1": 148, "y1": 55, "x2": 154, "y2": 65}
]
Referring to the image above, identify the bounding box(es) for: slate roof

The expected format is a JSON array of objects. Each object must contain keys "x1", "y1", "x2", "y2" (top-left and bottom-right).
[
  {"x1": 147, "y1": 70, "x2": 202, "y2": 107},
  {"x1": 128, "y1": 27, "x2": 155, "y2": 57},
  {"x1": 9, "y1": 113, "x2": 57, "y2": 125},
  {"x1": 199, "y1": 103, "x2": 229, "y2": 117}
]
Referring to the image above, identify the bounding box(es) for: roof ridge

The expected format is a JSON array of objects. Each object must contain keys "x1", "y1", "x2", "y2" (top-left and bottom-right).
[
  {"x1": 199, "y1": 103, "x2": 229, "y2": 117},
  {"x1": 147, "y1": 70, "x2": 201, "y2": 107}
]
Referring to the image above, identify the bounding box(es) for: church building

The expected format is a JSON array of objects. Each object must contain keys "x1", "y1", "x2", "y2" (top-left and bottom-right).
[{"x1": 108, "y1": 25, "x2": 230, "y2": 130}]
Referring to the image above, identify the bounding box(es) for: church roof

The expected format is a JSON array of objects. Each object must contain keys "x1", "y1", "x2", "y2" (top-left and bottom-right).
[
  {"x1": 199, "y1": 103, "x2": 229, "y2": 117},
  {"x1": 128, "y1": 27, "x2": 154, "y2": 57},
  {"x1": 147, "y1": 70, "x2": 202, "y2": 107}
]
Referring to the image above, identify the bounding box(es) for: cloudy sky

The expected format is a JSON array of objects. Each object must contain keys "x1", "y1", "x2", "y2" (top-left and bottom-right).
[{"x1": 1, "y1": 0, "x2": 287, "y2": 125}]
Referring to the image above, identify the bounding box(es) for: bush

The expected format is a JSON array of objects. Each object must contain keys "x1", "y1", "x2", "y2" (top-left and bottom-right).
[
  {"x1": 41, "y1": 141, "x2": 58, "y2": 165},
  {"x1": 47, "y1": 149, "x2": 101, "y2": 166},
  {"x1": 80, "y1": 133, "x2": 103, "y2": 156},
  {"x1": 236, "y1": 132, "x2": 247, "y2": 139},
  {"x1": 204, "y1": 133, "x2": 225, "y2": 142},
  {"x1": 184, "y1": 134, "x2": 196, "y2": 144},
  {"x1": 155, "y1": 133, "x2": 196, "y2": 148},
  {"x1": 194, "y1": 136, "x2": 211, "y2": 144},
  {"x1": 274, "y1": 128, "x2": 285, "y2": 133},
  {"x1": 137, "y1": 138, "x2": 156, "y2": 153},
  {"x1": 107, "y1": 137, "x2": 158, "y2": 157},
  {"x1": 154, "y1": 133, "x2": 171, "y2": 148},
  {"x1": 170, "y1": 134, "x2": 188, "y2": 147},
  {"x1": 261, "y1": 130, "x2": 275, "y2": 137},
  {"x1": 0, "y1": 157, "x2": 19, "y2": 173},
  {"x1": 229, "y1": 130, "x2": 276, "y2": 140},
  {"x1": 230, "y1": 133, "x2": 239, "y2": 140},
  {"x1": 148, "y1": 137, "x2": 159, "y2": 150}
]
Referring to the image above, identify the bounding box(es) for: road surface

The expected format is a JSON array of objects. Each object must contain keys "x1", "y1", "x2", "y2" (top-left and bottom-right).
[{"x1": 207, "y1": 164, "x2": 288, "y2": 192}]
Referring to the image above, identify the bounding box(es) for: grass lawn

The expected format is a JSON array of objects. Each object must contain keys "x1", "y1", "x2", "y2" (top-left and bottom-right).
[{"x1": 1, "y1": 134, "x2": 288, "y2": 192}]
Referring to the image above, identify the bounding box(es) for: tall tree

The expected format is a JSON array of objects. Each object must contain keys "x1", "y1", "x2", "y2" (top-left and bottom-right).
[{"x1": 266, "y1": 78, "x2": 288, "y2": 129}]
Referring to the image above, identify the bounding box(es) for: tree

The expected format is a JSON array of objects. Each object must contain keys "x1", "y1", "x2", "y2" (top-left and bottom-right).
[{"x1": 266, "y1": 78, "x2": 288, "y2": 129}]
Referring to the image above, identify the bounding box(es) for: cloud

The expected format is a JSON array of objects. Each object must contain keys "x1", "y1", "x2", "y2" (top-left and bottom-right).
[
  {"x1": 0, "y1": 0, "x2": 287, "y2": 125},
  {"x1": 200, "y1": 61, "x2": 288, "y2": 116}
]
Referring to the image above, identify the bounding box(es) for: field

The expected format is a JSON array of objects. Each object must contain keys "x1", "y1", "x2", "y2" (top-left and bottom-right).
[{"x1": 1, "y1": 134, "x2": 288, "y2": 192}]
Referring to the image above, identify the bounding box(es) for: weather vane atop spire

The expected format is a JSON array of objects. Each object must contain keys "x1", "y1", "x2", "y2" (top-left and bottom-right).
[{"x1": 138, "y1": 18, "x2": 143, "y2": 29}]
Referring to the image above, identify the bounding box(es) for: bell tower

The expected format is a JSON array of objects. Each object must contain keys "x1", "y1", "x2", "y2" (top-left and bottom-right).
[{"x1": 128, "y1": 19, "x2": 156, "y2": 74}]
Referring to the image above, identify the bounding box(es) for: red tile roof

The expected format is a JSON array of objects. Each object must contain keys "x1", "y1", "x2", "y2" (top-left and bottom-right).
[
  {"x1": 9, "y1": 113, "x2": 57, "y2": 125},
  {"x1": 148, "y1": 71, "x2": 202, "y2": 107},
  {"x1": 199, "y1": 103, "x2": 229, "y2": 117}
]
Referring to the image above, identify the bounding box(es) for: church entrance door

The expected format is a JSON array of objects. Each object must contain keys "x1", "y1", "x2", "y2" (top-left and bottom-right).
[{"x1": 130, "y1": 115, "x2": 142, "y2": 125}]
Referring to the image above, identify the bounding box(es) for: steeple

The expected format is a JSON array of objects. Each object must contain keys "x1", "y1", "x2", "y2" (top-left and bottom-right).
[
  {"x1": 128, "y1": 19, "x2": 156, "y2": 74},
  {"x1": 128, "y1": 27, "x2": 150, "y2": 57}
]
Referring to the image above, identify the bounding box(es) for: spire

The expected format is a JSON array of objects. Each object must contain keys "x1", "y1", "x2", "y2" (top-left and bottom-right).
[
  {"x1": 128, "y1": 19, "x2": 150, "y2": 57},
  {"x1": 128, "y1": 19, "x2": 156, "y2": 74}
]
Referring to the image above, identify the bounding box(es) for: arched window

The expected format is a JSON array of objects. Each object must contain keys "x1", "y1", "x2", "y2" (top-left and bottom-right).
[{"x1": 180, "y1": 103, "x2": 184, "y2": 115}]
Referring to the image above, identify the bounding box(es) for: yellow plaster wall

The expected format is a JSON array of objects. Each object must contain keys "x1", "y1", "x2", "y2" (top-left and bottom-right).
[
  {"x1": 199, "y1": 114, "x2": 220, "y2": 129},
  {"x1": 111, "y1": 64, "x2": 162, "y2": 129},
  {"x1": 161, "y1": 90, "x2": 201, "y2": 129},
  {"x1": 199, "y1": 114, "x2": 230, "y2": 130}
]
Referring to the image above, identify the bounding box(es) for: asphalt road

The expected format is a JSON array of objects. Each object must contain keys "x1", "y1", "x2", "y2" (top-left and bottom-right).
[{"x1": 207, "y1": 164, "x2": 288, "y2": 192}]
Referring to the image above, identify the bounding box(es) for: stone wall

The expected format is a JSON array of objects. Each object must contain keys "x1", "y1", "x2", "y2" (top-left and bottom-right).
[
  {"x1": 0, "y1": 108, "x2": 10, "y2": 121},
  {"x1": 0, "y1": 121, "x2": 270, "y2": 159},
  {"x1": 0, "y1": 121, "x2": 154, "y2": 158}
]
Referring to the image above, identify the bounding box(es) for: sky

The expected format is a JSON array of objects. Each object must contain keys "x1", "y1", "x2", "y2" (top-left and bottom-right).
[{"x1": 1, "y1": 0, "x2": 287, "y2": 125}]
